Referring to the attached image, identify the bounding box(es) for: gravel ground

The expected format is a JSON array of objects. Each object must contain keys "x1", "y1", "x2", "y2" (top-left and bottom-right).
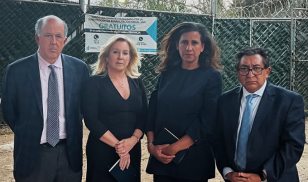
[{"x1": 0, "y1": 119, "x2": 307, "y2": 182}]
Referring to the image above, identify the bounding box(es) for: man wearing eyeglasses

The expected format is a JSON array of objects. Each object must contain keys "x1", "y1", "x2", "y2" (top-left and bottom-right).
[{"x1": 215, "y1": 47, "x2": 305, "y2": 182}]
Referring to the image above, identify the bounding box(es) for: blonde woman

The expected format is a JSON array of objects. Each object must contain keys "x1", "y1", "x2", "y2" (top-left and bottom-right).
[{"x1": 82, "y1": 35, "x2": 148, "y2": 182}]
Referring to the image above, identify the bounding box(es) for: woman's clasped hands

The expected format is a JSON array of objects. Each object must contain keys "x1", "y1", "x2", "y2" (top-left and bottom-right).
[
  {"x1": 115, "y1": 136, "x2": 139, "y2": 170},
  {"x1": 147, "y1": 143, "x2": 175, "y2": 164}
]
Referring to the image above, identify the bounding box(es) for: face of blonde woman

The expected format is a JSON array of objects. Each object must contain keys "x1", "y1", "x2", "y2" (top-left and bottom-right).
[
  {"x1": 176, "y1": 31, "x2": 204, "y2": 66},
  {"x1": 106, "y1": 41, "x2": 131, "y2": 73}
]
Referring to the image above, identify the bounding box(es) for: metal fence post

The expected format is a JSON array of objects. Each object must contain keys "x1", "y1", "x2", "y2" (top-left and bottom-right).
[
  {"x1": 80, "y1": 0, "x2": 86, "y2": 13},
  {"x1": 290, "y1": 8, "x2": 295, "y2": 91}
]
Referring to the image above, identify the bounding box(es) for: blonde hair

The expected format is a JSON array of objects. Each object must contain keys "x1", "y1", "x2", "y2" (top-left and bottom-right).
[{"x1": 92, "y1": 35, "x2": 142, "y2": 78}]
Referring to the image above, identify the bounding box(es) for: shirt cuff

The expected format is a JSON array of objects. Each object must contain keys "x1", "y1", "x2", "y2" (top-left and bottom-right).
[
  {"x1": 263, "y1": 169, "x2": 267, "y2": 175},
  {"x1": 261, "y1": 169, "x2": 267, "y2": 181},
  {"x1": 223, "y1": 167, "x2": 234, "y2": 179}
]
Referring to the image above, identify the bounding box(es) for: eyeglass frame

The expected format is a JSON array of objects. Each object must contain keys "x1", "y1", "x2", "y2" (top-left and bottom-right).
[{"x1": 237, "y1": 67, "x2": 266, "y2": 76}]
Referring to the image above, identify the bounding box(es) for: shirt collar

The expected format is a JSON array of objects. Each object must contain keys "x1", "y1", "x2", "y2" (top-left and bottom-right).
[
  {"x1": 37, "y1": 51, "x2": 63, "y2": 70},
  {"x1": 242, "y1": 80, "x2": 267, "y2": 98}
]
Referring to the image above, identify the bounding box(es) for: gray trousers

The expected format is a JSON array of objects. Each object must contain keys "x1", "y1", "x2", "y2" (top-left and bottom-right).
[{"x1": 15, "y1": 141, "x2": 82, "y2": 182}]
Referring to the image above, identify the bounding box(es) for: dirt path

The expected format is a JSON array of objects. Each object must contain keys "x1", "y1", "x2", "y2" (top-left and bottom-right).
[{"x1": 1, "y1": 120, "x2": 308, "y2": 182}]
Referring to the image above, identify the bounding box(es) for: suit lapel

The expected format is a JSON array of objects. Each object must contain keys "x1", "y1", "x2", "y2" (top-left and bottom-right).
[
  {"x1": 230, "y1": 86, "x2": 243, "y2": 145},
  {"x1": 62, "y1": 54, "x2": 74, "y2": 117},
  {"x1": 249, "y1": 82, "x2": 275, "y2": 139},
  {"x1": 27, "y1": 54, "x2": 43, "y2": 118}
]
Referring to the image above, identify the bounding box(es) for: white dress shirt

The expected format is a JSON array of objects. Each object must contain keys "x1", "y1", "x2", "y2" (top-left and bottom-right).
[
  {"x1": 37, "y1": 52, "x2": 66, "y2": 144},
  {"x1": 223, "y1": 80, "x2": 267, "y2": 177}
]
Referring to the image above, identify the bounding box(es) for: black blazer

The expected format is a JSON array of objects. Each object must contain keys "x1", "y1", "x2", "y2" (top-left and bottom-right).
[
  {"x1": 1, "y1": 53, "x2": 89, "y2": 178},
  {"x1": 146, "y1": 65, "x2": 222, "y2": 180},
  {"x1": 215, "y1": 82, "x2": 305, "y2": 182}
]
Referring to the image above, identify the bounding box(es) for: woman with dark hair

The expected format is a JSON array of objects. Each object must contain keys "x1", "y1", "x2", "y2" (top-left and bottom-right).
[{"x1": 146, "y1": 22, "x2": 222, "y2": 182}]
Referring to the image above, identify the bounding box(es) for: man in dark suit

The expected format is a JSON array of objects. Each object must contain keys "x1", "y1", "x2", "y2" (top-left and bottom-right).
[
  {"x1": 215, "y1": 47, "x2": 305, "y2": 182},
  {"x1": 1, "y1": 15, "x2": 89, "y2": 181}
]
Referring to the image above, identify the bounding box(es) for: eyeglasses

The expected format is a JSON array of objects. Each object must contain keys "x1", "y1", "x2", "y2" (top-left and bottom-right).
[{"x1": 238, "y1": 67, "x2": 265, "y2": 76}]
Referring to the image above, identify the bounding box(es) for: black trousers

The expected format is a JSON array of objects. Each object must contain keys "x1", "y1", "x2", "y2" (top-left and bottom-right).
[
  {"x1": 15, "y1": 141, "x2": 82, "y2": 182},
  {"x1": 154, "y1": 175, "x2": 209, "y2": 182}
]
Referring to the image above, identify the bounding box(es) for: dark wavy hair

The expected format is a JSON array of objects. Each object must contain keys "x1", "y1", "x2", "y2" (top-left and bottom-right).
[
  {"x1": 157, "y1": 22, "x2": 222, "y2": 72},
  {"x1": 235, "y1": 47, "x2": 270, "y2": 70}
]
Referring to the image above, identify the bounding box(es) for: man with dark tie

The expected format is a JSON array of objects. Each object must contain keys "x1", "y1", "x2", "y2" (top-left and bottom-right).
[
  {"x1": 1, "y1": 15, "x2": 89, "y2": 181},
  {"x1": 215, "y1": 47, "x2": 305, "y2": 182}
]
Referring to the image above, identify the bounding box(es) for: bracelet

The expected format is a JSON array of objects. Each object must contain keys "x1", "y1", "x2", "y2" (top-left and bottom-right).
[
  {"x1": 132, "y1": 135, "x2": 140, "y2": 142},
  {"x1": 146, "y1": 141, "x2": 153, "y2": 144}
]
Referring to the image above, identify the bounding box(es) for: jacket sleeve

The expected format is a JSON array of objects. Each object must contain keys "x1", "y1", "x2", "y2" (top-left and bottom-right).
[
  {"x1": 82, "y1": 77, "x2": 109, "y2": 139},
  {"x1": 264, "y1": 93, "x2": 305, "y2": 181},
  {"x1": 1, "y1": 64, "x2": 18, "y2": 132},
  {"x1": 135, "y1": 78, "x2": 148, "y2": 133},
  {"x1": 214, "y1": 95, "x2": 232, "y2": 176},
  {"x1": 185, "y1": 70, "x2": 222, "y2": 143}
]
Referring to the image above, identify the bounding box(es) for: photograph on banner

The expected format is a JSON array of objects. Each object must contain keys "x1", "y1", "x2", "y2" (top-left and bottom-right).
[{"x1": 85, "y1": 14, "x2": 157, "y2": 54}]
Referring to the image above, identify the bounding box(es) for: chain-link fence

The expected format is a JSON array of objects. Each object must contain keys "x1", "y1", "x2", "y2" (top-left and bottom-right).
[
  {"x1": 1, "y1": 0, "x2": 308, "y2": 126},
  {"x1": 215, "y1": 18, "x2": 292, "y2": 92},
  {"x1": 251, "y1": 20, "x2": 291, "y2": 89},
  {"x1": 214, "y1": 19, "x2": 250, "y2": 91},
  {"x1": 292, "y1": 8, "x2": 308, "y2": 109}
]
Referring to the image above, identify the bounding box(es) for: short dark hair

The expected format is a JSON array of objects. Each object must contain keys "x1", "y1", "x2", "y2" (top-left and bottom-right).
[
  {"x1": 158, "y1": 22, "x2": 221, "y2": 72},
  {"x1": 235, "y1": 47, "x2": 270, "y2": 70}
]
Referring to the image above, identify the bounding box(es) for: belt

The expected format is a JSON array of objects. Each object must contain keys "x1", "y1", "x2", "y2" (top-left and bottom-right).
[{"x1": 41, "y1": 139, "x2": 67, "y2": 148}]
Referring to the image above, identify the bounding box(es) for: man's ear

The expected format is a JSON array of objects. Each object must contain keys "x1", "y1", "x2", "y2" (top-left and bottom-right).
[
  {"x1": 35, "y1": 34, "x2": 40, "y2": 45},
  {"x1": 265, "y1": 67, "x2": 271, "y2": 79}
]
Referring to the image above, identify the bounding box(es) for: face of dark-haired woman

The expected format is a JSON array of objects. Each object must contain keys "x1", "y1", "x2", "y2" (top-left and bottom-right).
[{"x1": 176, "y1": 31, "x2": 204, "y2": 68}]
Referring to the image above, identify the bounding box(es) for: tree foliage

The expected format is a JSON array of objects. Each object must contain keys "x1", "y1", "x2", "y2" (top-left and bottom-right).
[
  {"x1": 96, "y1": 0, "x2": 190, "y2": 12},
  {"x1": 94, "y1": 0, "x2": 308, "y2": 18}
]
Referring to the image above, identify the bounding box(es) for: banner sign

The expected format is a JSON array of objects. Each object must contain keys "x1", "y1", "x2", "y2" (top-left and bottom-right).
[{"x1": 85, "y1": 14, "x2": 157, "y2": 54}]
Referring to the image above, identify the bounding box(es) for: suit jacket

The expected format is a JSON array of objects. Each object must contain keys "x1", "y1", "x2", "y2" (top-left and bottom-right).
[
  {"x1": 1, "y1": 53, "x2": 89, "y2": 178},
  {"x1": 215, "y1": 82, "x2": 305, "y2": 182}
]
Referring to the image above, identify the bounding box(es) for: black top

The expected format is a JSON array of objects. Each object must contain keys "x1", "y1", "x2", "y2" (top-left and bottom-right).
[
  {"x1": 82, "y1": 75, "x2": 148, "y2": 140},
  {"x1": 146, "y1": 64, "x2": 222, "y2": 180},
  {"x1": 82, "y1": 75, "x2": 148, "y2": 182}
]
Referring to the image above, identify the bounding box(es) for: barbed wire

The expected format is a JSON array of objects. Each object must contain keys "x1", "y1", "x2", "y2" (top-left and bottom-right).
[
  {"x1": 218, "y1": 0, "x2": 308, "y2": 18},
  {"x1": 89, "y1": 0, "x2": 210, "y2": 14},
  {"x1": 293, "y1": 8, "x2": 308, "y2": 18},
  {"x1": 10, "y1": 0, "x2": 308, "y2": 18}
]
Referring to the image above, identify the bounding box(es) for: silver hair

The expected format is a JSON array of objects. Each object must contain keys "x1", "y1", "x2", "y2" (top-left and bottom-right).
[{"x1": 35, "y1": 15, "x2": 68, "y2": 37}]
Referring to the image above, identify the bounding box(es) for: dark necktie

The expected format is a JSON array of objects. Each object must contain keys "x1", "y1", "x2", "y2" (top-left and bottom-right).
[
  {"x1": 236, "y1": 94, "x2": 258, "y2": 171},
  {"x1": 46, "y1": 65, "x2": 59, "y2": 147}
]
